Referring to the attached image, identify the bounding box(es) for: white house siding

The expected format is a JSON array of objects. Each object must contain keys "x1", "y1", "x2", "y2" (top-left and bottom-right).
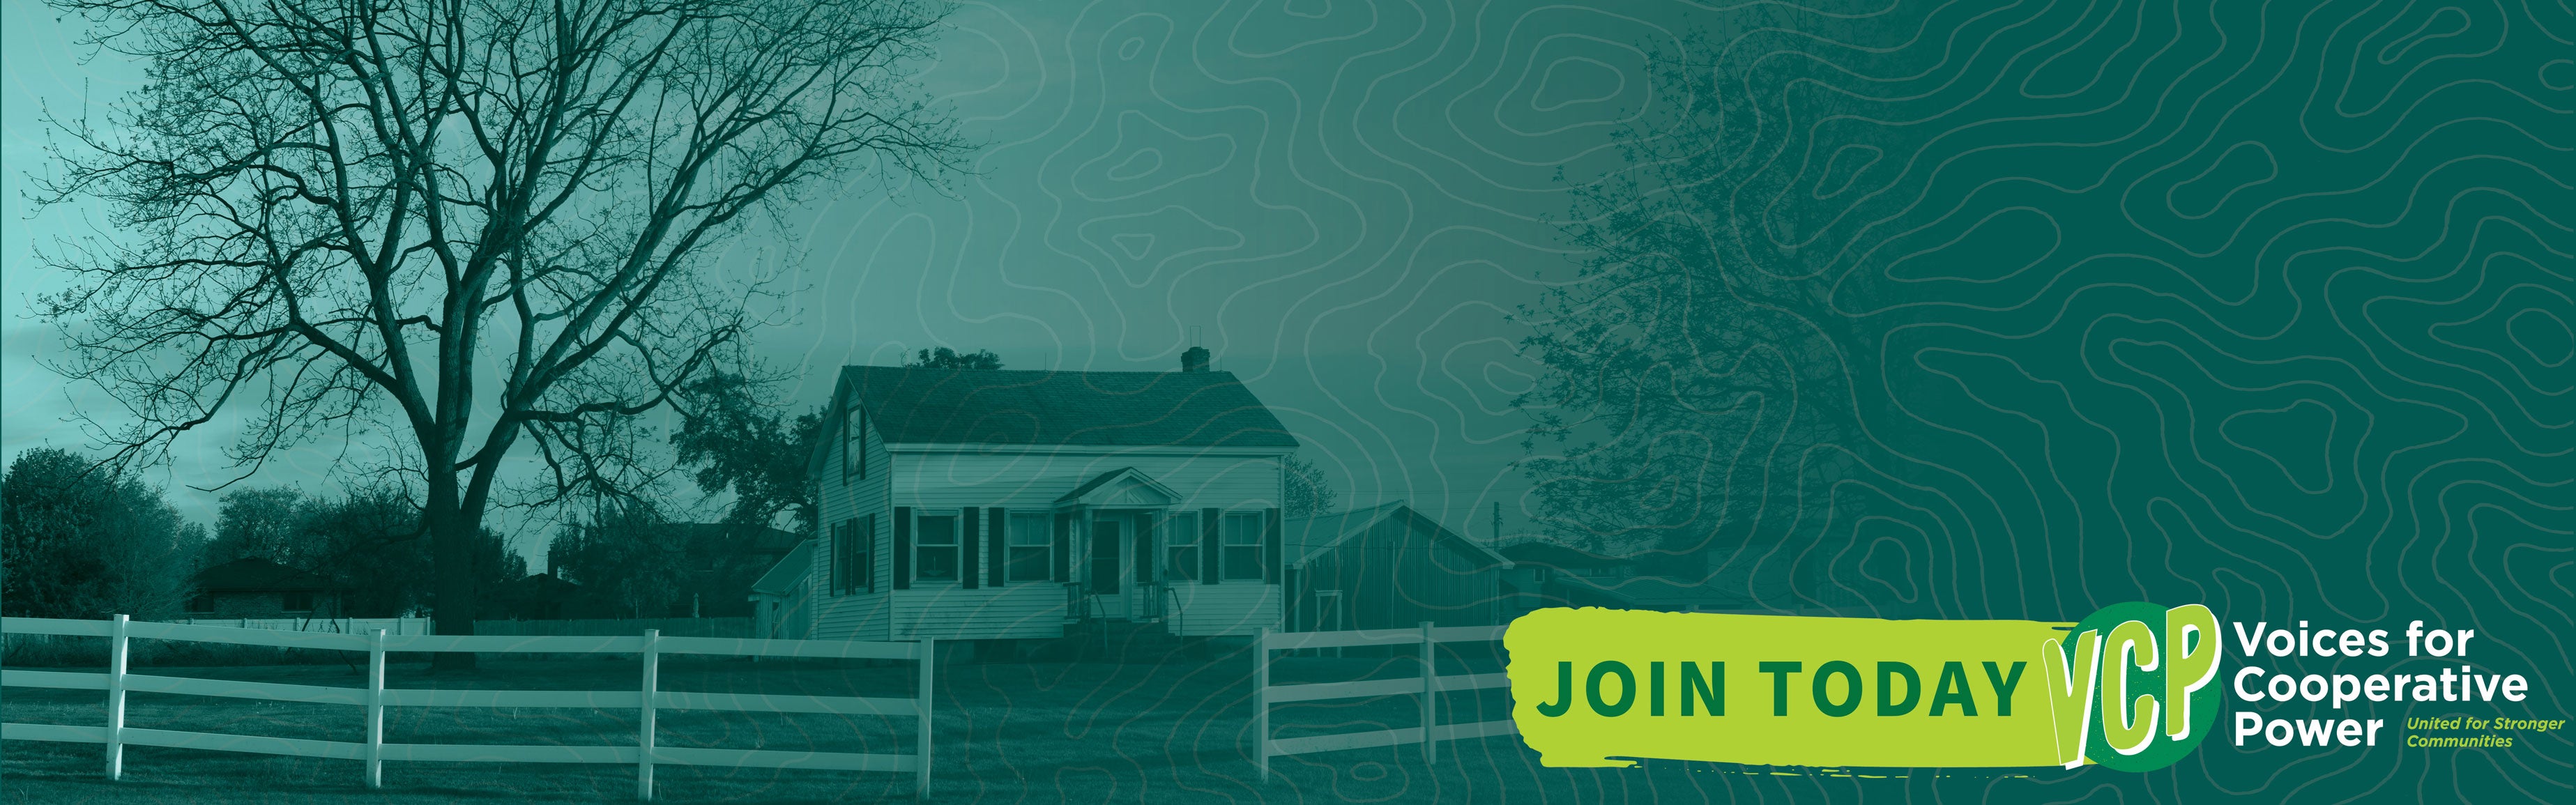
[
  {"x1": 892, "y1": 447, "x2": 1284, "y2": 637},
  {"x1": 889, "y1": 448, "x2": 1283, "y2": 511},
  {"x1": 809, "y1": 406, "x2": 896, "y2": 641},
  {"x1": 884, "y1": 586, "x2": 1068, "y2": 640},
  {"x1": 804, "y1": 371, "x2": 1293, "y2": 643}
]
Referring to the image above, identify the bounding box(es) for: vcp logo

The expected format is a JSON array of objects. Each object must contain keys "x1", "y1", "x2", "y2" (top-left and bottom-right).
[{"x1": 2043, "y1": 602, "x2": 2224, "y2": 770}]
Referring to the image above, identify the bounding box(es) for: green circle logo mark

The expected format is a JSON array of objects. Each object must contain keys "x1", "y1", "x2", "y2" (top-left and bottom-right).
[{"x1": 2058, "y1": 601, "x2": 2223, "y2": 771}]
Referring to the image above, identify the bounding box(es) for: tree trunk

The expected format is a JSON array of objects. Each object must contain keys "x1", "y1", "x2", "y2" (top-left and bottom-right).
[{"x1": 427, "y1": 478, "x2": 478, "y2": 672}]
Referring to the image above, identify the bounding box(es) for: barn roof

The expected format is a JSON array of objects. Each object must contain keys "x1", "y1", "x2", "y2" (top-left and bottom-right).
[
  {"x1": 1496, "y1": 540, "x2": 1629, "y2": 572},
  {"x1": 192, "y1": 558, "x2": 335, "y2": 592},
  {"x1": 1283, "y1": 502, "x2": 1510, "y2": 569},
  {"x1": 837, "y1": 366, "x2": 1297, "y2": 449},
  {"x1": 749, "y1": 540, "x2": 813, "y2": 598}
]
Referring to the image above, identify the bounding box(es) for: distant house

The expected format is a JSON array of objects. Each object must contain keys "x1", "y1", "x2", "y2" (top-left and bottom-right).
[
  {"x1": 662, "y1": 522, "x2": 804, "y2": 619},
  {"x1": 1282, "y1": 503, "x2": 1513, "y2": 632},
  {"x1": 489, "y1": 571, "x2": 590, "y2": 620},
  {"x1": 802, "y1": 348, "x2": 1296, "y2": 643},
  {"x1": 749, "y1": 540, "x2": 814, "y2": 640},
  {"x1": 186, "y1": 558, "x2": 341, "y2": 620},
  {"x1": 1497, "y1": 539, "x2": 1755, "y2": 617},
  {"x1": 549, "y1": 521, "x2": 804, "y2": 619}
]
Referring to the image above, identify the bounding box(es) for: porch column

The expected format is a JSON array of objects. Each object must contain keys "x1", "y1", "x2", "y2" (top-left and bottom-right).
[{"x1": 1071, "y1": 504, "x2": 1091, "y2": 593}]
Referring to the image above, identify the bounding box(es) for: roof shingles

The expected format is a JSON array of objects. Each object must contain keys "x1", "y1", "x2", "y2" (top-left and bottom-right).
[{"x1": 843, "y1": 367, "x2": 1296, "y2": 449}]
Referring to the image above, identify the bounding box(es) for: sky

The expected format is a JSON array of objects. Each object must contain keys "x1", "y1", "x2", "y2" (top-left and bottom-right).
[{"x1": 3, "y1": 0, "x2": 1675, "y2": 564}]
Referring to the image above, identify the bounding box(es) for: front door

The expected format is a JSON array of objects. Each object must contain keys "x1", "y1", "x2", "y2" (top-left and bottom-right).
[{"x1": 1090, "y1": 518, "x2": 1124, "y2": 618}]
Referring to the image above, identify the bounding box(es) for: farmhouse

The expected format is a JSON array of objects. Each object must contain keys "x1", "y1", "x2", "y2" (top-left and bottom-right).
[
  {"x1": 801, "y1": 348, "x2": 1295, "y2": 643},
  {"x1": 1282, "y1": 503, "x2": 1512, "y2": 632}
]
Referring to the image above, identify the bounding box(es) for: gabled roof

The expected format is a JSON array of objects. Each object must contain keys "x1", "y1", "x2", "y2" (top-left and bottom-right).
[
  {"x1": 508, "y1": 571, "x2": 582, "y2": 593},
  {"x1": 192, "y1": 558, "x2": 335, "y2": 592},
  {"x1": 1055, "y1": 467, "x2": 1181, "y2": 505},
  {"x1": 749, "y1": 540, "x2": 814, "y2": 598},
  {"x1": 1283, "y1": 502, "x2": 1510, "y2": 569},
  {"x1": 836, "y1": 366, "x2": 1298, "y2": 449},
  {"x1": 1497, "y1": 540, "x2": 1630, "y2": 571}
]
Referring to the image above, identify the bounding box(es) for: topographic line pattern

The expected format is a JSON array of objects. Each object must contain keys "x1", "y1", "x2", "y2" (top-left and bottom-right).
[{"x1": 869, "y1": 1, "x2": 2571, "y2": 800}]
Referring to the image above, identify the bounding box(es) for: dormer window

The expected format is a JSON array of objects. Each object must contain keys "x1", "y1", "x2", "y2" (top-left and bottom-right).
[{"x1": 843, "y1": 394, "x2": 867, "y2": 480}]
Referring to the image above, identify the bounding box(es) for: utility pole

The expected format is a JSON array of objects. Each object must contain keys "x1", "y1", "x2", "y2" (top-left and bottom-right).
[{"x1": 1492, "y1": 503, "x2": 1502, "y2": 542}]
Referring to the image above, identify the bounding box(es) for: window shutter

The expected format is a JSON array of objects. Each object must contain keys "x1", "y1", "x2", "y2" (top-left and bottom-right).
[
  {"x1": 1264, "y1": 508, "x2": 1283, "y2": 584},
  {"x1": 828, "y1": 522, "x2": 844, "y2": 595},
  {"x1": 1134, "y1": 515, "x2": 1154, "y2": 584},
  {"x1": 862, "y1": 514, "x2": 876, "y2": 593},
  {"x1": 1052, "y1": 512, "x2": 1072, "y2": 583},
  {"x1": 1201, "y1": 507, "x2": 1221, "y2": 584},
  {"x1": 846, "y1": 519, "x2": 862, "y2": 594},
  {"x1": 893, "y1": 507, "x2": 911, "y2": 590},
  {"x1": 960, "y1": 506, "x2": 980, "y2": 590},
  {"x1": 988, "y1": 507, "x2": 1007, "y2": 588}
]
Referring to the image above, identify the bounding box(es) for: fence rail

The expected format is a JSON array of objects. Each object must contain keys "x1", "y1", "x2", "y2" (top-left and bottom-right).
[
  {"x1": 1252, "y1": 623, "x2": 1517, "y2": 780},
  {"x1": 178, "y1": 617, "x2": 430, "y2": 635},
  {"x1": 1, "y1": 615, "x2": 933, "y2": 801},
  {"x1": 473, "y1": 618, "x2": 749, "y2": 638}
]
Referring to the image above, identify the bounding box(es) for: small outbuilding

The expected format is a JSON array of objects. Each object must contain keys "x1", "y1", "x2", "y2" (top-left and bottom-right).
[
  {"x1": 1281, "y1": 503, "x2": 1512, "y2": 632},
  {"x1": 748, "y1": 539, "x2": 814, "y2": 640},
  {"x1": 186, "y1": 558, "x2": 341, "y2": 620}
]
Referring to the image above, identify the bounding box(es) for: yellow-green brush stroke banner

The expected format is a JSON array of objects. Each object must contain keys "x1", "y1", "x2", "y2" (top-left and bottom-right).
[{"x1": 1504, "y1": 604, "x2": 2223, "y2": 770}]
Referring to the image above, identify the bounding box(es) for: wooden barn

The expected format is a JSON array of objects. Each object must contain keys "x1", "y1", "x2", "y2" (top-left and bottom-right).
[
  {"x1": 1281, "y1": 503, "x2": 1513, "y2": 632},
  {"x1": 800, "y1": 348, "x2": 1295, "y2": 643}
]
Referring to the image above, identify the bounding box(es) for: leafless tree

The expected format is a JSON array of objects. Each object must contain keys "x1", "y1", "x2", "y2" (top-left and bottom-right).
[{"x1": 31, "y1": 0, "x2": 967, "y2": 666}]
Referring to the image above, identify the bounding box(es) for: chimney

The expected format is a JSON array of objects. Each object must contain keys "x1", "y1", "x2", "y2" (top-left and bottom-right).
[{"x1": 1180, "y1": 346, "x2": 1210, "y2": 373}]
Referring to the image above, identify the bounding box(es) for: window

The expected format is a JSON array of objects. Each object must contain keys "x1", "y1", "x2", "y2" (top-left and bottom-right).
[
  {"x1": 1164, "y1": 512, "x2": 1199, "y2": 581},
  {"x1": 834, "y1": 516, "x2": 872, "y2": 595},
  {"x1": 842, "y1": 400, "x2": 867, "y2": 480},
  {"x1": 915, "y1": 514, "x2": 959, "y2": 582},
  {"x1": 1222, "y1": 512, "x2": 1264, "y2": 581},
  {"x1": 1007, "y1": 514, "x2": 1052, "y2": 582},
  {"x1": 281, "y1": 591, "x2": 314, "y2": 613}
]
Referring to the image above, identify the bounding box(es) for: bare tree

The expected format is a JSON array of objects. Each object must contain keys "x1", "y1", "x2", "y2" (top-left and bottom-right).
[{"x1": 31, "y1": 0, "x2": 966, "y2": 665}]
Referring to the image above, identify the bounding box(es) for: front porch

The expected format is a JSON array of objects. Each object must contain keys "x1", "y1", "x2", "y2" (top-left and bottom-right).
[{"x1": 1047, "y1": 466, "x2": 1281, "y2": 639}]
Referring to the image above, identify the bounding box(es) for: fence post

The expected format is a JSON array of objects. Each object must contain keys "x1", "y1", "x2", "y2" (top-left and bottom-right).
[
  {"x1": 1420, "y1": 621, "x2": 1437, "y2": 765},
  {"x1": 638, "y1": 629, "x2": 660, "y2": 802},
  {"x1": 366, "y1": 628, "x2": 386, "y2": 788},
  {"x1": 915, "y1": 636, "x2": 934, "y2": 800},
  {"x1": 105, "y1": 613, "x2": 130, "y2": 781},
  {"x1": 1253, "y1": 627, "x2": 1270, "y2": 783}
]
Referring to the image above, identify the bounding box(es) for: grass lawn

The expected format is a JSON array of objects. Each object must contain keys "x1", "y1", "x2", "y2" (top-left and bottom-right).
[{"x1": 4, "y1": 642, "x2": 2010, "y2": 803}]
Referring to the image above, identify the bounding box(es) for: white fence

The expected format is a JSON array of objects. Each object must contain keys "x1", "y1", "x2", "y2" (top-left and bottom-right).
[
  {"x1": 1, "y1": 615, "x2": 934, "y2": 801},
  {"x1": 1251, "y1": 623, "x2": 1518, "y2": 780},
  {"x1": 177, "y1": 617, "x2": 432, "y2": 634}
]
